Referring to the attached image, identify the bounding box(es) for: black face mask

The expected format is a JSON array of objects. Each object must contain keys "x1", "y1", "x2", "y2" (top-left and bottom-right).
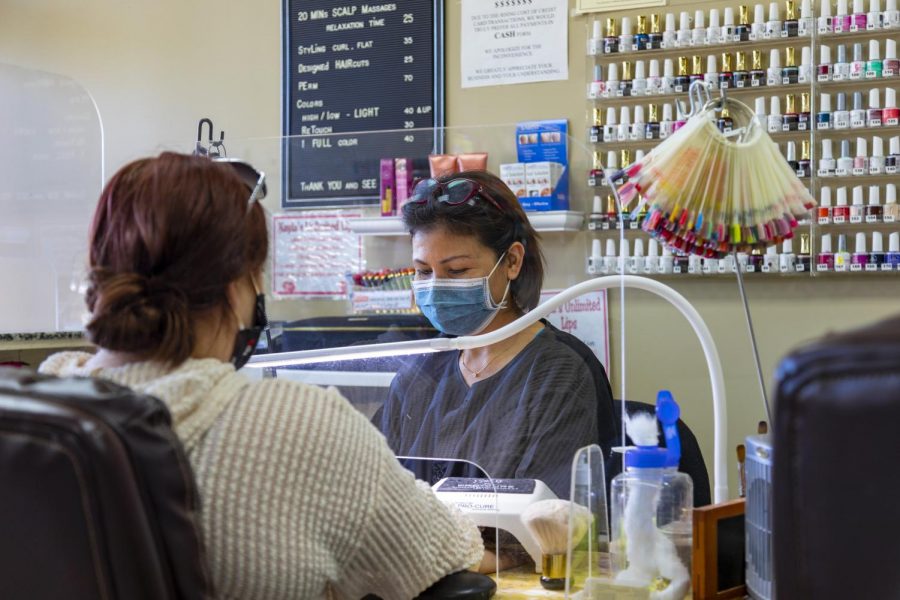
[{"x1": 230, "y1": 292, "x2": 268, "y2": 370}]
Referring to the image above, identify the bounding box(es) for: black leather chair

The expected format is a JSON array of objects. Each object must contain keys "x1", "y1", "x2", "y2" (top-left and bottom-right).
[
  {"x1": 0, "y1": 368, "x2": 495, "y2": 600},
  {"x1": 772, "y1": 315, "x2": 900, "y2": 600}
]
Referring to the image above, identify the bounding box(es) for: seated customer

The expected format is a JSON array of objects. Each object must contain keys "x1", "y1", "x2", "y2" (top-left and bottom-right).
[
  {"x1": 376, "y1": 171, "x2": 617, "y2": 500},
  {"x1": 40, "y1": 153, "x2": 483, "y2": 599}
]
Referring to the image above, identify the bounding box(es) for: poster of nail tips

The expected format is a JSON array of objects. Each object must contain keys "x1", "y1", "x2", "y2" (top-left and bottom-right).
[{"x1": 460, "y1": 0, "x2": 569, "y2": 88}]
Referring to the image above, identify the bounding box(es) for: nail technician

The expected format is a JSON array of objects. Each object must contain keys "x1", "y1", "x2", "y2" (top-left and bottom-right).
[{"x1": 375, "y1": 171, "x2": 617, "y2": 500}]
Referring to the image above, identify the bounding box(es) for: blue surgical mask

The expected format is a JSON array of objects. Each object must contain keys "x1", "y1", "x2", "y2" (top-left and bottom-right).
[{"x1": 413, "y1": 253, "x2": 511, "y2": 336}]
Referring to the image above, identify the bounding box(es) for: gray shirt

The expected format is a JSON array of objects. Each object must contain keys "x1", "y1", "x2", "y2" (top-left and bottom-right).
[{"x1": 376, "y1": 323, "x2": 615, "y2": 499}]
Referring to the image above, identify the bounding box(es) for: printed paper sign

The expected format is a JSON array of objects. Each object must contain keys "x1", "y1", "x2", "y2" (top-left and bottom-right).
[
  {"x1": 460, "y1": 0, "x2": 568, "y2": 88},
  {"x1": 272, "y1": 211, "x2": 363, "y2": 299},
  {"x1": 539, "y1": 289, "x2": 610, "y2": 371}
]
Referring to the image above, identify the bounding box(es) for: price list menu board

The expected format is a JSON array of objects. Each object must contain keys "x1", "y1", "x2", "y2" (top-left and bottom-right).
[{"x1": 282, "y1": 1, "x2": 444, "y2": 208}]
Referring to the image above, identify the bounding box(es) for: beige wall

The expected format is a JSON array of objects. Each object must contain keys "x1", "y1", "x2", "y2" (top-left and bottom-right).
[{"x1": 4, "y1": 0, "x2": 899, "y2": 497}]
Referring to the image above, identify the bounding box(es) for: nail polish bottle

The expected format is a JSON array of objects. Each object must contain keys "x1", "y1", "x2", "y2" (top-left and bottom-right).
[
  {"x1": 870, "y1": 136, "x2": 886, "y2": 174},
  {"x1": 604, "y1": 18, "x2": 619, "y2": 54},
  {"x1": 887, "y1": 136, "x2": 899, "y2": 173},
  {"x1": 769, "y1": 96, "x2": 784, "y2": 132},
  {"x1": 660, "y1": 103, "x2": 674, "y2": 138},
  {"x1": 636, "y1": 15, "x2": 651, "y2": 50},
  {"x1": 589, "y1": 151, "x2": 604, "y2": 187},
  {"x1": 737, "y1": 5, "x2": 753, "y2": 40},
  {"x1": 783, "y1": 94, "x2": 799, "y2": 130},
  {"x1": 833, "y1": 44, "x2": 850, "y2": 80},
  {"x1": 833, "y1": 187, "x2": 849, "y2": 223},
  {"x1": 674, "y1": 56, "x2": 691, "y2": 92},
  {"x1": 618, "y1": 238, "x2": 631, "y2": 274},
  {"x1": 588, "y1": 197, "x2": 605, "y2": 230},
  {"x1": 756, "y1": 3, "x2": 772, "y2": 40},
  {"x1": 605, "y1": 62, "x2": 620, "y2": 98},
  {"x1": 705, "y1": 55, "x2": 720, "y2": 88},
  {"x1": 768, "y1": 48, "x2": 783, "y2": 85},
  {"x1": 661, "y1": 58, "x2": 676, "y2": 94},
  {"x1": 819, "y1": 0, "x2": 835, "y2": 32},
  {"x1": 720, "y1": 53, "x2": 734, "y2": 88},
  {"x1": 836, "y1": 141, "x2": 854, "y2": 176},
  {"x1": 867, "y1": 184, "x2": 883, "y2": 221},
  {"x1": 693, "y1": 9, "x2": 707, "y2": 45},
  {"x1": 589, "y1": 19, "x2": 603, "y2": 56},
  {"x1": 885, "y1": 40, "x2": 898, "y2": 76},
  {"x1": 869, "y1": 231, "x2": 885, "y2": 270},
  {"x1": 688, "y1": 253, "x2": 703, "y2": 274},
  {"x1": 868, "y1": 0, "x2": 884, "y2": 27},
  {"x1": 850, "y1": 91, "x2": 866, "y2": 128},
  {"x1": 718, "y1": 107, "x2": 735, "y2": 132},
  {"x1": 800, "y1": 0, "x2": 814, "y2": 34},
  {"x1": 618, "y1": 106, "x2": 631, "y2": 141},
  {"x1": 620, "y1": 17, "x2": 635, "y2": 53},
  {"x1": 734, "y1": 51, "x2": 750, "y2": 87},
  {"x1": 588, "y1": 238, "x2": 603, "y2": 274},
  {"x1": 703, "y1": 256, "x2": 720, "y2": 274},
  {"x1": 888, "y1": 233, "x2": 900, "y2": 270},
  {"x1": 820, "y1": 139, "x2": 837, "y2": 174},
  {"x1": 798, "y1": 234, "x2": 812, "y2": 271},
  {"x1": 834, "y1": 234, "x2": 851, "y2": 271},
  {"x1": 645, "y1": 104, "x2": 660, "y2": 139},
  {"x1": 818, "y1": 45, "x2": 833, "y2": 81},
  {"x1": 605, "y1": 197, "x2": 618, "y2": 230},
  {"x1": 604, "y1": 151, "x2": 619, "y2": 186},
  {"x1": 866, "y1": 40, "x2": 883, "y2": 78},
  {"x1": 631, "y1": 105, "x2": 646, "y2": 141},
  {"x1": 762, "y1": 245, "x2": 779, "y2": 272},
  {"x1": 662, "y1": 13, "x2": 677, "y2": 49},
  {"x1": 799, "y1": 92, "x2": 812, "y2": 129},
  {"x1": 649, "y1": 14, "x2": 664, "y2": 49},
  {"x1": 786, "y1": 140, "x2": 800, "y2": 170},
  {"x1": 817, "y1": 93, "x2": 833, "y2": 129},
  {"x1": 835, "y1": 0, "x2": 852, "y2": 30},
  {"x1": 885, "y1": 0, "x2": 900, "y2": 27},
  {"x1": 589, "y1": 65, "x2": 604, "y2": 99},
  {"x1": 866, "y1": 88, "x2": 882, "y2": 127},
  {"x1": 884, "y1": 183, "x2": 898, "y2": 221},
  {"x1": 660, "y1": 246, "x2": 675, "y2": 274},
  {"x1": 850, "y1": 185, "x2": 866, "y2": 221},
  {"x1": 673, "y1": 100, "x2": 688, "y2": 133},
  {"x1": 799, "y1": 46, "x2": 813, "y2": 83},
  {"x1": 851, "y1": 0, "x2": 868, "y2": 29},
  {"x1": 851, "y1": 232, "x2": 868, "y2": 270},
  {"x1": 756, "y1": 96, "x2": 768, "y2": 129},
  {"x1": 819, "y1": 186, "x2": 834, "y2": 222},
  {"x1": 646, "y1": 239, "x2": 660, "y2": 273},
  {"x1": 724, "y1": 7, "x2": 737, "y2": 40},
  {"x1": 798, "y1": 139, "x2": 812, "y2": 175},
  {"x1": 780, "y1": 238, "x2": 797, "y2": 271},
  {"x1": 884, "y1": 88, "x2": 899, "y2": 125},
  {"x1": 690, "y1": 55, "x2": 705, "y2": 84},
  {"x1": 782, "y1": 47, "x2": 800, "y2": 83},
  {"x1": 646, "y1": 59, "x2": 661, "y2": 95},
  {"x1": 721, "y1": 253, "x2": 737, "y2": 273},
  {"x1": 633, "y1": 60, "x2": 648, "y2": 95},
  {"x1": 621, "y1": 61, "x2": 634, "y2": 96},
  {"x1": 708, "y1": 9, "x2": 723, "y2": 44},
  {"x1": 784, "y1": 0, "x2": 801, "y2": 35},
  {"x1": 604, "y1": 107, "x2": 617, "y2": 142},
  {"x1": 677, "y1": 11, "x2": 693, "y2": 47},
  {"x1": 631, "y1": 239, "x2": 645, "y2": 274},
  {"x1": 751, "y1": 49, "x2": 767, "y2": 86},
  {"x1": 590, "y1": 108, "x2": 603, "y2": 143},
  {"x1": 674, "y1": 251, "x2": 690, "y2": 274},
  {"x1": 603, "y1": 239, "x2": 617, "y2": 272},
  {"x1": 849, "y1": 42, "x2": 865, "y2": 79},
  {"x1": 853, "y1": 137, "x2": 869, "y2": 174},
  {"x1": 834, "y1": 92, "x2": 851, "y2": 128},
  {"x1": 817, "y1": 234, "x2": 835, "y2": 271}
]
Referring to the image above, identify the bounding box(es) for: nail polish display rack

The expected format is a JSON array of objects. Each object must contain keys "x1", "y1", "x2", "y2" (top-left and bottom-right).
[{"x1": 584, "y1": 10, "x2": 900, "y2": 277}]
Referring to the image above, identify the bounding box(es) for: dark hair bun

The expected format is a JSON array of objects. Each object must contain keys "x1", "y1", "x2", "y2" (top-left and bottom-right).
[{"x1": 85, "y1": 270, "x2": 192, "y2": 361}]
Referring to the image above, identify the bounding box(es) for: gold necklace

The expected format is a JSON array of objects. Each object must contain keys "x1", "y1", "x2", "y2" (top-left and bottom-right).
[{"x1": 460, "y1": 338, "x2": 520, "y2": 378}]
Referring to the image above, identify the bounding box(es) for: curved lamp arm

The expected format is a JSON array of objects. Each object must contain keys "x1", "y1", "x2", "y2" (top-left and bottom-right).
[{"x1": 248, "y1": 275, "x2": 729, "y2": 502}]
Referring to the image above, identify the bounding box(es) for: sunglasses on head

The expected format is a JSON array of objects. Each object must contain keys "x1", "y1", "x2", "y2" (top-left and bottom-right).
[
  {"x1": 213, "y1": 158, "x2": 267, "y2": 211},
  {"x1": 409, "y1": 177, "x2": 503, "y2": 212}
]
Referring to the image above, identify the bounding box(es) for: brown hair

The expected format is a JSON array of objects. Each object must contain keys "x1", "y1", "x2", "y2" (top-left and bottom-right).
[
  {"x1": 402, "y1": 170, "x2": 545, "y2": 312},
  {"x1": 85, "y1": 152, "x2": 268, "y2": 365}
]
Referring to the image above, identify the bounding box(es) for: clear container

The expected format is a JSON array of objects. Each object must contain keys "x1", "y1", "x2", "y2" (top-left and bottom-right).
[{"x1": 610, "y1": 465, "x2": 693, "y2": 597}]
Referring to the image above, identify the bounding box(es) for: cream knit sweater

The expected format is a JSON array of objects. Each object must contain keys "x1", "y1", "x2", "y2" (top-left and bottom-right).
[{"x1": 40, "y1": 352, "x2": 484, "y2": 600}]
